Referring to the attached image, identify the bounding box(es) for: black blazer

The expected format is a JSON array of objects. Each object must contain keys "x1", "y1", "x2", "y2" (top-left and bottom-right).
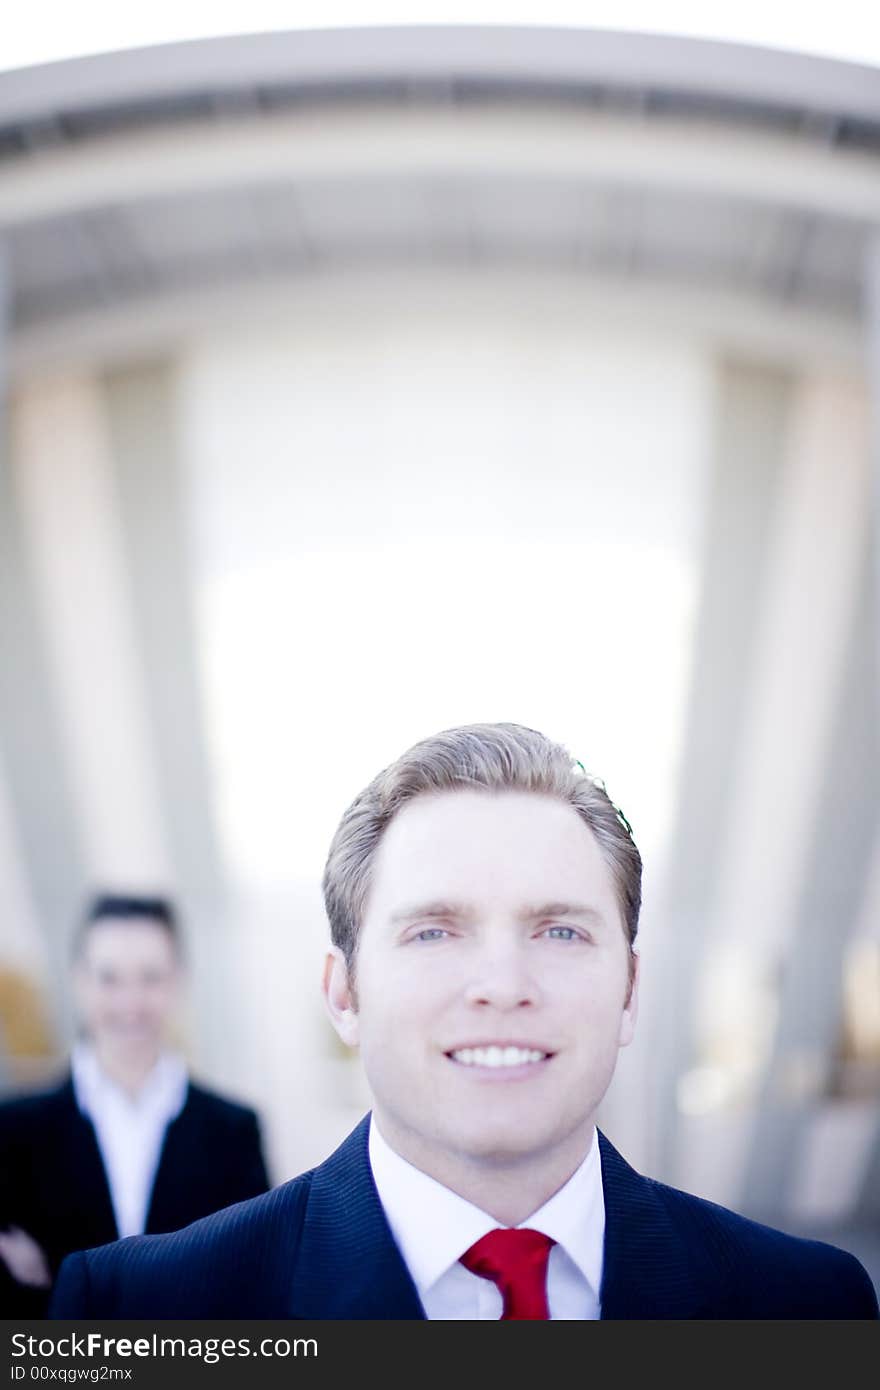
[
  {"x1": 50, "y1": 1115, "x2": 878, "y2": 1319},
  {"x1": 1, "y1": 1074, "x2": 269, "y2": 1316}
]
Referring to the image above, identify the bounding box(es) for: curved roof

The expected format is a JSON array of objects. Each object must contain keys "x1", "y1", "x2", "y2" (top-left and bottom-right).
[
  {"x1": 2, "y1": 26, "x2": 879, "y2": 144},
  {"x1": 2, "y1": 27, "x2": 877, "y2": 371}
]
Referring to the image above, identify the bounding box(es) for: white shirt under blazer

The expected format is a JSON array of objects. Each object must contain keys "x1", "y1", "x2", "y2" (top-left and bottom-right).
[{"x1": 368, "y1": 1115, "x2": 604, "y2": 1319}]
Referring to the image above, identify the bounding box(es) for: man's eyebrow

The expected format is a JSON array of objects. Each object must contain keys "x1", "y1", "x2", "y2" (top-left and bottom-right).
[
  {"x1": 389, "y1": 901, "x2": 472, "y2": 924},
  {"x1": 517, "y1": 902, "x2": 606, "y2": 923},
  {"x1": 389, "y1": 900, "x2": 607, "y2": 924}
]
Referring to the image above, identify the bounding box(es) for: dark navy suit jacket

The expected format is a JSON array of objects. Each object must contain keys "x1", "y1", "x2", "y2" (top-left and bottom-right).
[
  {"x1": 1, "y1": 1075, "x2": 269, "y2": 1317},
  {"x1": 49, "y1": 1116, "x2": 878, "y2": 1319}
]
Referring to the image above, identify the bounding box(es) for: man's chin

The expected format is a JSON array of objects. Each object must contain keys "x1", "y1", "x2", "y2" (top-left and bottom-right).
[{"x1": 448, "y1": 1125, "x2": 554, "y2": 1167}]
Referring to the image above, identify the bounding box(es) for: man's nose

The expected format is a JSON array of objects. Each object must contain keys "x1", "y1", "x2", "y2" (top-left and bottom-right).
[{"x1": 462, "y1": 945, "x2": 541, "y2": 1010}]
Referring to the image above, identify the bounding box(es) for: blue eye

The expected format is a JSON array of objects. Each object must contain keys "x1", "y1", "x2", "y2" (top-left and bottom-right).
[
  {"x1": 415, "y1": 927, "x2": 448, "y2": 942},
  {"x1": 544, "y1": 925, "x2": 579, "y2": 941}
]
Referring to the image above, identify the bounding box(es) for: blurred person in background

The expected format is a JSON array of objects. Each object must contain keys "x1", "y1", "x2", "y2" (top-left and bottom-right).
[
  {"x1": 0, "y1": 894, "x2": 270, "y2": 1317},
  {"x1": 49, "y1": 726, "x2": 878, "y2": 1319}
]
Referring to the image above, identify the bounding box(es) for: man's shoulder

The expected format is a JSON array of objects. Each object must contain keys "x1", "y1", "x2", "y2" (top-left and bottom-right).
[
  {"x1": 51, "y1": 1171, "x2": 315, "y2": 1318},
  {"x1": 596, "y1": 1132, "x2": 877, "y2": 1318},
  {"x1": 181, "y1": 1080, "x2": 261, "y2": 1130},
  {"x1": 646, "y1": 1172, "x2": 878, "y2": 1316},
  {"x1": 0, "y1": 1076, "x2": 74, "y2": 1132}
]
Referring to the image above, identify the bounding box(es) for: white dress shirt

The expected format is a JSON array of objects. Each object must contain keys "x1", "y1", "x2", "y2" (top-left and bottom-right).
[
  {"x1": 368, "y1": 1116, "x2": 604, "y2": 1319},
  {"x1": 71, "y1": 1044, "x2": 188, "y2": 1238}
]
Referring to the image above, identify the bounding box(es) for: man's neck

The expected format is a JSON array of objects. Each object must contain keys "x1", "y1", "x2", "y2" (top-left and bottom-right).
[
  {"x1": 92, "y1": 1044, "x2": 163, "y2": 1100},
  {"x1": 372, "y1": 1113, "x2": 595, "y2": 1226}
]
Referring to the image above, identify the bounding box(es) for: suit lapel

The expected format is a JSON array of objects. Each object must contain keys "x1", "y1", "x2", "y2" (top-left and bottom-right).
[
  {"x1": 52, "y1": 1079, "x2": 119, "y2": 1246},
  {"x1": 145, "y1": 1085, "x2": 194, "y2": 1232},
  {"x1": 290, "y1": 1120, "x2": 708, "y2": 1318},
  {"x1": 290, "y1": 1116, "x2": 425, "y2": 1319},
  {"x1": 597, "y1": 1131, "x2": 708, "y2": 1319}
]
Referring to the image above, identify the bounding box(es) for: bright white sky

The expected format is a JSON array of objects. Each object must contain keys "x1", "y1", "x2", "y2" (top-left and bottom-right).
[{"x1": 2, "y1": 2, "x2": 880, "y2": 73}]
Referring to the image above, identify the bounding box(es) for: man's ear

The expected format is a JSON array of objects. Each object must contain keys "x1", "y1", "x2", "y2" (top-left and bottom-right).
[
  {"x1": 619, "y1": 949, "x2": 640, "y2": 1048},
  {"x1": 322, "y1": 947, "x2": 359, "y2": 1048}
]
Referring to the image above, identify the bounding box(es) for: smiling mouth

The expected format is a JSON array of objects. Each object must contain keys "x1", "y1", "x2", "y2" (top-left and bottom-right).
[{"x1": 446, "y1": 1045, "x2": 553, "y2": 1069}]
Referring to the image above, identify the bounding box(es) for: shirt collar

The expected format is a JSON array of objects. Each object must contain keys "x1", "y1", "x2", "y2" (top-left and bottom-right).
[
  {"x1": 71, "y1": 1042, "x2": 188, "y2": 1121},
  {"x1": 368, "y1": 1114, "x2": 604, "y2": 1299}
]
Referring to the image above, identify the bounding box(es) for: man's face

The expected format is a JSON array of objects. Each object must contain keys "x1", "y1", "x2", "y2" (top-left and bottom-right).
[
  {"x1": 324, "y1": 790, "x2": 638, "y2": 1182},
  {"x1": 74, "y1": 918, "x2": 180, "y2": 1058}
]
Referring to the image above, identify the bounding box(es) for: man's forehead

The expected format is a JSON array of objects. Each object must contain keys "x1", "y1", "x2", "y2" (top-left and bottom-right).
[
  {"x1": 80, "y1": 918, "x2": 177, "y2": 961},
  {"x1": 366, "y1": 789, "x2": 616, "y2": 908},
  {"x1": 382, "y1": 785, "x2": 591, "y2": 833}
]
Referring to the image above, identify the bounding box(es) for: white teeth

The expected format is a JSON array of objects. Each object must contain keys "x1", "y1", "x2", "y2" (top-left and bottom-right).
[{"x1": 450, "y1": 1046, "x2": 547, "y2": 1067}]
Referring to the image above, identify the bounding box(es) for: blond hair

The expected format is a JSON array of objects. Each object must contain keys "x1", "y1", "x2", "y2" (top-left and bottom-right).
[{"x1": 323, "y1": 723, "x2": 641, "y2": 978}]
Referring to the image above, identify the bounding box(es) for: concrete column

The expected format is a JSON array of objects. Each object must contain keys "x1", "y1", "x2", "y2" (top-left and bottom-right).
[
  {"x1": 102, "y1": 363, "x2": 235, "y2": 1086},
  {"x1": 670, "y1": 371, "x2": 870, "y2": 1212},
  {"x1": 652, "y1": 363, "x2": 792, "y2": 1187},
  {"x1": 11, "y1": 374, "x2": 171, "y2": 889},
  {"x1": 847, "y1": 235, "x2": 880, "y2": 1225},
  {"x1": 0, "y1": 250, "x2": 87, "y2": 1053}
]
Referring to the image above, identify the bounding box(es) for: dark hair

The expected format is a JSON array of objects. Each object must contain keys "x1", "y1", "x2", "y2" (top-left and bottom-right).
[
  {"x1": 323, "y1": 722, "x2": 641, "y2": 983},
  {"x1": 73, "y1": 894, "x2": 182, "y2": 958}
]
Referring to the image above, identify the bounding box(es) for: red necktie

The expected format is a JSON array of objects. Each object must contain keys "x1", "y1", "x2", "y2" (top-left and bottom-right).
[{"x1": 460, "y1": 1228, "x2": 556, "y2": 1319}]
